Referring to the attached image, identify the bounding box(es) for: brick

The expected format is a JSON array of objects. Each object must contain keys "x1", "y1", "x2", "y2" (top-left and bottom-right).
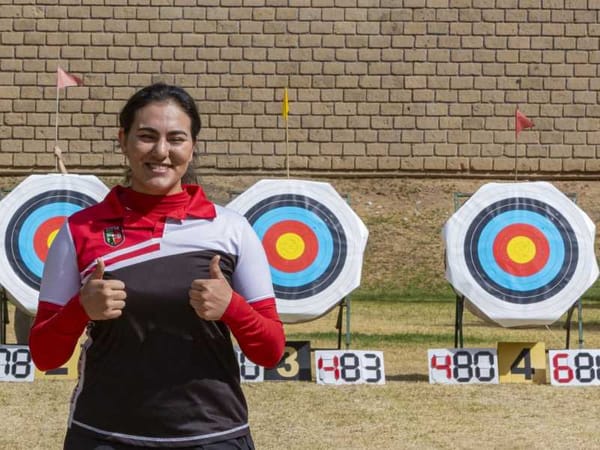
[
  {"x1": 401, "y1": 157, "x2": 424, "y2": 170},
  {"x1": 424, "y1": 157, "x2": 447, "y2": 170},
  {"x1": 585, "y1": 159, "x2": 600, "y2": 172},
  {"x1": 563, "y1": 159, "x2": 585, "y2": 171}
]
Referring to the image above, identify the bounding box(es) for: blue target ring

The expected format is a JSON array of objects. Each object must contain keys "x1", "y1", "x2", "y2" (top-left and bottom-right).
[
  {"x1": 477, "y1": 210, "x2": 564, "y2": 291},
  {"x1": 465, "y1": 197, "x2": 578, "y2": 304},
  {"x1": 18, "y1": 202, "x2": 81, "y2": 278},
  {"x1": 252, "y1": 206, "x2": 334, "y2": 287},
  {"x1": 245, "y1": 194, "x2": 347, "y2": 301},
  {"x1": 6, "y1": 190, "x2": 97, "y2": 290}
]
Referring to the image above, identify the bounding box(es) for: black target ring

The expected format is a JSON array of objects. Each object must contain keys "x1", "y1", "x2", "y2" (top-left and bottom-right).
[
  {"x1": 6, "y1": 190, "x2": 97, "y2": 290},
  {"x1": 465, "y1": 197, "x2": 578, "y2": 305},
  {"x1": 245, "y1": 194, "x2": 348, "y2": 301}
]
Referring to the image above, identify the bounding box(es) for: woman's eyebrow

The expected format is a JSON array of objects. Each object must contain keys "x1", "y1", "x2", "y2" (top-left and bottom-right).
[
  {"x1": 136, "y1": 126, "x2": 159, "y2": 134},
  {"x1": 135, "y1": 126, "x2": 189, "y2": 137},
  {"x1": 167, "y1": 130, "x2": 189, "y2": 136}
]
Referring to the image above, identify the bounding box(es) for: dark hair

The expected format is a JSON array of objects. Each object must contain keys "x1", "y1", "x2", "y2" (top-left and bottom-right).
[
  {"x1": 120, "y1": 83, "x2": 201, "y2": 185},
  {"x1": 119, "y1": 83, "x2": 202, "y2": 142}
]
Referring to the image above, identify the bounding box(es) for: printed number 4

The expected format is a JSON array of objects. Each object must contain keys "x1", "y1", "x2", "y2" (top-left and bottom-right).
[{"x1": 511, "y1": 348, "x2": 534, "y2": 379}]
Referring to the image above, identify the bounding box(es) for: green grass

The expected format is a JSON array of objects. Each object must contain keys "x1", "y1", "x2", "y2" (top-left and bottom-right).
[
  {"x1": 354, "y1": 280, "x2": 600, "y2": 304},
  {"x1": 353, "y1": 284, "x2": 456, "y2": 302},
  {"x1": 285, "y1": 331, "x2": 488, "y2": 346}
]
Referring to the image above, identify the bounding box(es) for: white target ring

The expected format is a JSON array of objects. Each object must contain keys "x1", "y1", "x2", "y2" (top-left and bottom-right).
[
  {"x1": 443, "y1": 182, "x2": 599, "y2": 327},
  {"x1": 0, "y1": 174, "x2": 109, "y2": 314},
  {"x1": 227, "y1": 179, "x2": 368, "y2": 323}
]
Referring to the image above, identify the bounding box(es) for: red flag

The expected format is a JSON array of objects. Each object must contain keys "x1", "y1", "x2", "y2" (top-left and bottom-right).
[
  {"x1": 56, "y1": 66, "x2": 83, "y2": 89},
  {"x1": 515, "y1": 109, "x2": 534, "y2": 138}
]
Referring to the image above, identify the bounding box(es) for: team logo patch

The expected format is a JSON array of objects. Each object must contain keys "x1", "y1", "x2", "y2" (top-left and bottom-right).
[{"x1": 104, "y1": 226, "x2": 124, "y2": 247}]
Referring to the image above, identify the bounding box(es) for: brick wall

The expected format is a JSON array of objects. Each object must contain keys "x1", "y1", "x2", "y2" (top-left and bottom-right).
[{"x1": 1, "y1": 1, "x2": 600, "y2": 178}]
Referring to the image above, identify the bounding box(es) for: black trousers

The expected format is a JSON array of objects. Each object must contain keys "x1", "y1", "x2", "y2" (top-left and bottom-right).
[{"x1": 63, "y1": 428, "x2": 256, "y2": 450}]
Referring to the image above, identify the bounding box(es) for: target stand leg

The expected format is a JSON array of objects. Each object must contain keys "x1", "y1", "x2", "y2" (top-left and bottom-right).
[
  {"x1": 0, "y1": 289, "x2": 7, "y2": 345},
  {"x1": 564, "y1": 298, "x2": 584, "y2": 350},
  {"x1": 334, "y1": 297, "x2": 352, "y2": 350},
  {"x1": 336, "y1": 300, "x2": 343, "y2": 350},
  {"x1": 345, "y1": 296, "x2": 351, "y2": 349},
  {"x1": 577, "y1": 297, "x2": 584, "y2": 349},
  {"x1": 454, "y1": 295, "x2": 464, "y2": 349}
]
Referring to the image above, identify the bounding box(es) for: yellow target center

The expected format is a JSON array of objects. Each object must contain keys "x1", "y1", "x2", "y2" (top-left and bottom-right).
[
  {"x1": 47, "y1": 229, "x2": 59, "y2": 248},
  {"x1": 276, "y1": 233, "x2": 305, "y2": 260},
  {"x1": 506, "y1": 236, "x2": 536, "y2": 264}
]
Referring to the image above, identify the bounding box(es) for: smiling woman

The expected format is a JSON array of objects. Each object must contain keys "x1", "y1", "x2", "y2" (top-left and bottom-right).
[
  {"x1": 118, "y1": 85, "x2": 200, "y2": 194},
  {"x1": 28, "y1": 83, "x2": 286, "y2": 450},
  {"x1": 119, "y1": 101, "x2": 194, "y2": 195}
]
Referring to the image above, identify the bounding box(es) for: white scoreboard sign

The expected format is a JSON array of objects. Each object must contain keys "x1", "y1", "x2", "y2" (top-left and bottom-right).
[
  {"x1": 315, "y1": 350, "x2": 385, "y2": 385},
  {"x1": 549, "y1": 349, "x2": 600, "y2": 386},
  {"x1": 428, "y1": 348, "x2": 499, "y2": 384},
  {"x1": 0, "y1": 345, "x2": 34, "y2": 382}
]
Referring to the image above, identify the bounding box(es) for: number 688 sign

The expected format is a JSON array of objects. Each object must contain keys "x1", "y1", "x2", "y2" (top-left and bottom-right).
[{"x1": 549, "y1": 349, "x2": 600, "y2": 386}]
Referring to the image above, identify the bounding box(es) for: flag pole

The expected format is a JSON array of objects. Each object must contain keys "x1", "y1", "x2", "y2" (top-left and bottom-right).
[
  {"x1": 515, "y1": 135, "x2": 518, "y2": 181},
  {"x1": 282, "y1": 86, "x2": 290, "y2": 178},
  {"x1": 54, "y1": 78, "x2": 60, "y2": 173},
  {"x1": 514, "y1": 106, "x2": 518, "y2": 181}
]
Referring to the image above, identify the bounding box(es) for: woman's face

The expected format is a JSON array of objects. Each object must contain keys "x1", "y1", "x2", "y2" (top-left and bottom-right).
[{"x1": 119, "y1": 101, "x2": 194, "y2": 196}]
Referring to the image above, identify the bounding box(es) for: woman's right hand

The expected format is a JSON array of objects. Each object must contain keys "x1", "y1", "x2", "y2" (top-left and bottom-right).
[{"x1": 79, "y1": 259, "x2": 127, "y2": 320}]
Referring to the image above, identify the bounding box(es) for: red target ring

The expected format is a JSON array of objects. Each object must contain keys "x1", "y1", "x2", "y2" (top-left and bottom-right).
[
  {"x1": 492, "y1": 223, "x2": 550, "y2": 277},
  {"x1": 33, "y1": 216, "x2": 67, "y2": 262},
  {"x1": 262, "y1": 220, "x2": 318, "y2": 273}
]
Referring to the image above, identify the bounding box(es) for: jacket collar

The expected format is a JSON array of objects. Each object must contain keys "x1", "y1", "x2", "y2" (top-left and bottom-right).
[{"x1": 97, "y1": 184, "x2": 217, "y2": 221}]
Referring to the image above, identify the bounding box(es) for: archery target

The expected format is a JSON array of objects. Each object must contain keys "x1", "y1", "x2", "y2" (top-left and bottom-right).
[
  {"x1": 443, "y1": 182, "x2": 599, "y2": 328},
  {"x1": 0, "y1": 174, "x2": 109, "y2": 314},
  {"x1": 227, "y1": 179, "x2": 368, "y2": 323}
]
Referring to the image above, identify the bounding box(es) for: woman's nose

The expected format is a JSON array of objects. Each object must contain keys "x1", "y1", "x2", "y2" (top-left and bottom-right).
[{"x1": 152, "y1": 139, "x2": 169, "y2": 157}]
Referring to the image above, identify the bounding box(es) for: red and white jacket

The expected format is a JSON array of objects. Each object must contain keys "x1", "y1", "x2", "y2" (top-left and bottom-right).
[{"x1": 30, "y1": 185, "x2": 285, "y2": 448}]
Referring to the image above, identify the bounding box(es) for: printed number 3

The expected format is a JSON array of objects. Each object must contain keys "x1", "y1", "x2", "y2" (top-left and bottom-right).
[{"x1": 277, "y1": 346, "x2": 300, "y2": 378}]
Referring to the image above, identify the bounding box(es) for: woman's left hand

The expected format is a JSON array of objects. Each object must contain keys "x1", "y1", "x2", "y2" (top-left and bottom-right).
[{"x1": 189, "y1": 255, "x2": 233, "y2": 320}]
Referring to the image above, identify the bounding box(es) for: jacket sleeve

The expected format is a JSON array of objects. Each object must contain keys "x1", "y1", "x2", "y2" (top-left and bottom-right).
[
  {"x1": 28, "y1": 223, "x2": 89, "y2": 371},
  {"x1": 224, "y1": 213, "x2": 286, "y2": 367},
  {"x1": 29, "y1": 297, "x2": 89, "y2": 371},
  {"x1": 221, "y1": 294, "x2": 285, "y2": 368}
]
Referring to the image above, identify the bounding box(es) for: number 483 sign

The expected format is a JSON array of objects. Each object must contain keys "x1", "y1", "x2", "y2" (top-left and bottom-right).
[{"x1": 236, "y1": 342, "x2": 386, "y2": 385}]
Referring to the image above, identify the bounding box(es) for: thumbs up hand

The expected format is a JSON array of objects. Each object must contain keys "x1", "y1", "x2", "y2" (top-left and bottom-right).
[
  {"x1": 80, "y1": 259, "x2": 127, "y2": 320},
  {"x1": 189, "y1": 255, "x2": 233, "y2": 321}
]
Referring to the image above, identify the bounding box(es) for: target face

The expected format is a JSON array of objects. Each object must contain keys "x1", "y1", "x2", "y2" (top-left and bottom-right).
[
  {"x1": 444, "y1": 182, "x2": 599, "y2": 327},
  {"x1": 0, "y1": 175, "x2": 109, "y2": 314},
  {"x1": 227, "y1": 179, "x2": 368, "y2": 323}
]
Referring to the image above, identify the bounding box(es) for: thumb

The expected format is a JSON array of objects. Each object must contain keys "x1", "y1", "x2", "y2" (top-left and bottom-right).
[
  {"x1": 209, "y1": 255, "x2": 225, "y2": 280},
  {"x1": 90, "y1": 259, "x2": 105, "y2": 280}
]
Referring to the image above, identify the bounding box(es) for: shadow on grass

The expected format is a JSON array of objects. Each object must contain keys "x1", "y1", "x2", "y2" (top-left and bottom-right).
[{"x1": 386, "y1": 373, "x2": 429, "y2": 382}]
